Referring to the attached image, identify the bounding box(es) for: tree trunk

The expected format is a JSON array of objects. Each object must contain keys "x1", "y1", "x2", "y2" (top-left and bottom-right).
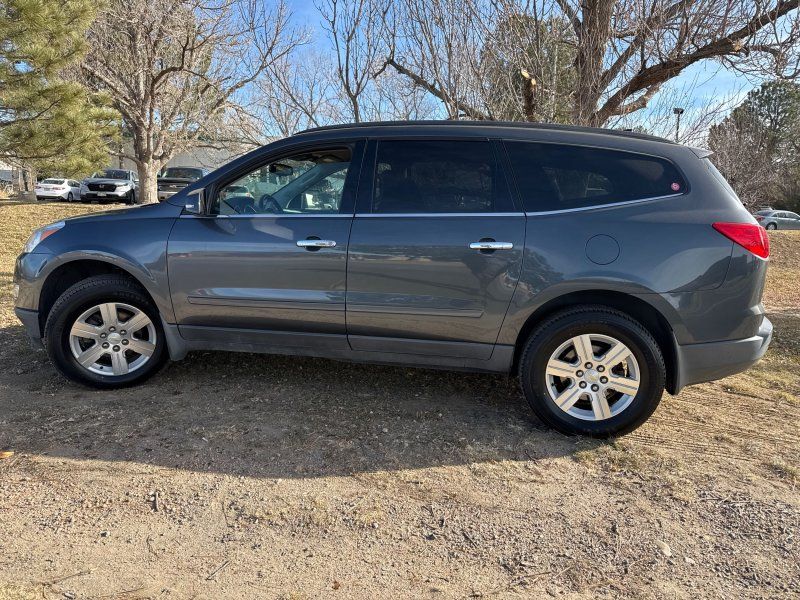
[{"x1": 136, "y1": 161, "x2": 160, "y2": 204}]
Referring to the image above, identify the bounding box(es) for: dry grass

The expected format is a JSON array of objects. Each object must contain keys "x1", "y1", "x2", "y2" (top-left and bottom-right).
[
  {"x1": 0, "y1": 200, "x2": 797, "y2": 599},
  {"x1": 763, "y1": 230, "x2": 800, "y2": 309},
  {"x1": 0, "y1": 584, "x2": 38, "y2": 600}
]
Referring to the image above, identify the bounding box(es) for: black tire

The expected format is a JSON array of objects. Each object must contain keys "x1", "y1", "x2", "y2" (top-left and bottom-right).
[
  {"x1": 519, "y1": 305, "x2": 665, "y2": 437},
  {"x1": 67, "y1": 192, "x2": 74, "y2": 202},
  {"x1": 44, "y1": 275, "x2": 167, "y2": 389},
  {"x1": 766, "y1": 223, "x2": 777, "y2": 230}
]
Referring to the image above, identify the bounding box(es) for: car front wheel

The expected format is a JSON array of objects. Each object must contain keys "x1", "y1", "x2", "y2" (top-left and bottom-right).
[
  {"x1": 44, "y1": 275, "x2": 167, "y2": 388},
  {"x1": 519, "y1": 306, "x2": 665, "y2": 437}
]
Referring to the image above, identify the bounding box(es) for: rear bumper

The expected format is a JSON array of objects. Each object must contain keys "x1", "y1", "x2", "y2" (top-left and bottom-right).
[{"x1": 674, "y1": 317, "x2": 772, "y2": 392}]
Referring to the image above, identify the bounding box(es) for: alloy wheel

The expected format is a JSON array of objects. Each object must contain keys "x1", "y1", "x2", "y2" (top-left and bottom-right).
[
  {"x1": 68, "y1": 302, "x2": 156, "y2": 376},
  {"x1": 544, "y1": 333, "x2": 640, "y2": 421}
]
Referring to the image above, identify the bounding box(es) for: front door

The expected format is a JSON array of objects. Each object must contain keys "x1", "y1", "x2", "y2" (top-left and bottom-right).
[
  {"x1": 346, "y1": 139, "x2": 526, "y2": 359},
  {"x1": 167, "y1": 142, "x2": 364, "y2": 350}
]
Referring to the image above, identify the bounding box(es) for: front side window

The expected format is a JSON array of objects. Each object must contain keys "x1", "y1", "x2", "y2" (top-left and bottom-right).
[
  {"x1": 212, "y1": 148, "x2": 352, "y2": 216},
  {"x1": 506, "y1": 141, "x2": 687, "y2": 212},
  {"x1": 373, "y1": 140, "x2": 500, "y2": 213}
]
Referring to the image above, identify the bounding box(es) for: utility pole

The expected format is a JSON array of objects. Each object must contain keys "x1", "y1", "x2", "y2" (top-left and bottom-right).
[{"x1": 673, "y1": 107, "x2": 684, "y2": 143}]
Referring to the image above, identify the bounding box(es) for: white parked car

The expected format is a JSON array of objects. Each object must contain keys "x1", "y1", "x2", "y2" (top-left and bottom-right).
[{"x1": 35, "y1": 179, "x2": 82, "y2": 202}]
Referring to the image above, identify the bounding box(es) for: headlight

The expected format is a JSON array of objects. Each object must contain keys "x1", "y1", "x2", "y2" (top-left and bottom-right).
[
  {"x1": 116, "y1": 183, "x2": 131, "y2": 191},
  {"x1": 23, "y1": 221, "x2": 64, "y2": 253}
]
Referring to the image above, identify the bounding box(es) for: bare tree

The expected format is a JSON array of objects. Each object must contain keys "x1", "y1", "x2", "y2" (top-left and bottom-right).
[
  {"x1": 384, "y1": 0, "x2": 800, "y2": 126},
  {"x1": 316, "y1": 0, "x2": 390, "y2": 123},
  {"x1": 708, "y1": 108, "x2": 781, "y2": 209},
  {"x1": 249, "y1": 3, "x2": 437, "y2": 137},
  {"x1": 81, "y1": 0, "x2": 301, "y2": 202},
  {"x1": 257, "y1": 49, "x2": 341, "y2": 137}
]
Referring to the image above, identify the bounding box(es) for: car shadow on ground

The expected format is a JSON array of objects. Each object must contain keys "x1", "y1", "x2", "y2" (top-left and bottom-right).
[{"x1": 0, "y1": 324, "x2": 601, "y2": 480}]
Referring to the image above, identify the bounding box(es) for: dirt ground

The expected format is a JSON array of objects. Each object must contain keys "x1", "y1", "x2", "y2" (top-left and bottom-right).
[{"x1": 0, "y1": 199, "x2": 797, "y2": 599}]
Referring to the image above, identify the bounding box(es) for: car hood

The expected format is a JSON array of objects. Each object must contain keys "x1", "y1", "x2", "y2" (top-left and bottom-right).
[
  {"x1": 60, "y1": 201, "x2": 183, "y2": 224},
  {"x1": 83, "y1": 178, "x2": 133, "y2": 185}
]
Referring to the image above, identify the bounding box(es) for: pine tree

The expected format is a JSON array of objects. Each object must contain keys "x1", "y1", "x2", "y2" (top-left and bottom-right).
[{"x1": 0, "y1": 0, "x2": 117, "y2": 177}]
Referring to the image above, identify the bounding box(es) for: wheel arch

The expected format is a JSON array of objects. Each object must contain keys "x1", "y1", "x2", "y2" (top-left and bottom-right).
[
  {"x1": 37, "y1": 257, "x2": 161, "y2": 334},
  {"x1": 511, "y1": 289, "x2": 680, "y2": 394}
]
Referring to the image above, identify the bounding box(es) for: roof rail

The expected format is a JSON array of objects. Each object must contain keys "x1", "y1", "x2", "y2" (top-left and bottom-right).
[{"x1": 297, "y1": 120, "x2": 674, "y2": 144}]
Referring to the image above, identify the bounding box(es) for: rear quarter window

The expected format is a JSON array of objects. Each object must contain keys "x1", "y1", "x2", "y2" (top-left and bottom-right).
[{"x1": 505, "y1": 141, "x2": 686, "y2": 212}]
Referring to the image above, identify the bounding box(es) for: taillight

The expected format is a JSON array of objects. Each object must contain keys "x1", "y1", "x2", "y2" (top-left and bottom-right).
[
  {"x1": 754, "y1": 215, "x2": 764, "y2": 221},
  {"x1": 713, "y1": 222, "x2": 770, "y2": 259}
]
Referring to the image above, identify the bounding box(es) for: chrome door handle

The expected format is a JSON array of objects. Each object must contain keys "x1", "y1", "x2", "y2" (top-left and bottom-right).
[
  {"x1": 469, "y1": 241, "x2": 513, "y2": 250},
  {"x1": 297, "y1": 239, "x2": 337, "y2": 248}
]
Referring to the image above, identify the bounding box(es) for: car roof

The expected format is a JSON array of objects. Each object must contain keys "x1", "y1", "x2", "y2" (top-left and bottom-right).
[{"x1": 298, "y1": 120, "x2": 674, "y2": 145}]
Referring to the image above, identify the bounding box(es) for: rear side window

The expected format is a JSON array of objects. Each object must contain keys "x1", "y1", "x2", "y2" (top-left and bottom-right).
[
  {"x1": 373, "y1": 140, "x2": 508, "y2": 213},
  {"x1": 505, "y1": 141, "x2": 687, "y2": 212}
]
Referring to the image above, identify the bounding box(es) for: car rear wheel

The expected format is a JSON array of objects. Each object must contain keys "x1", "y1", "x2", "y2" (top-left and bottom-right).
[
  {"x1": 519, "y1": 306, "x2": 665, "y2": 437},
  {"x1": 766, "y1": 223, "x2": 777, "y2": 230},
  {"x1": 44, "y1": 275, "x2": 167, "y2": 388}
]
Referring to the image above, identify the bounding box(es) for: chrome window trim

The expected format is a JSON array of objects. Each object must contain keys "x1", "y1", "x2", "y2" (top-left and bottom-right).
[
  {"x1": 524, "y1": 193, "x2": 683, "y2": 217},
  {"x1": 354, "y1": 212, "x2": 525, "y2": 218},
  {"x1": 179, "y1": 212, "x2": 352, "y2": 219}
]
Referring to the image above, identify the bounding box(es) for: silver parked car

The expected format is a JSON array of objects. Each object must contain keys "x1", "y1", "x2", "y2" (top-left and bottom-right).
[
  {"x1": 755, "y1": 209, "x2": 800, "y2": 230},
  {"x1": 80, "y1": 169, "x2": 139, "y2": 204}
]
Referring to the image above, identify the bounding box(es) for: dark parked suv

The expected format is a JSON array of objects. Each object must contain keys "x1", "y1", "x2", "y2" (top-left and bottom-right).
[{"x1": 14, "y1": 122, "x2": 772, "y2": 436}]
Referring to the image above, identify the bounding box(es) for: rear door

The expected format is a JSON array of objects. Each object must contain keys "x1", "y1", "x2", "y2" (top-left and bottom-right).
[
  {"x1": 345, "y1": 138, "x2": 525, "y2": 359},
  {"x1": 167, "y1": 142, "x2": 364, "y2": 350}
]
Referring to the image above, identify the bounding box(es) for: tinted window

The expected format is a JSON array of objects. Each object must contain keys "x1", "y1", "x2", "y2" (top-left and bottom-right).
[
  {"x1": 506, "y1": 142, "x2": 687, "y2": 212},
  {"x1": 373, "y1": 140, "x2": 504, "y2": 213},
  {"x1": 161, "y1": 167, "x2": 205, "y2": 180},
  {"x1": 212, "y1": 147, "x2": 352, "y2": 216}
]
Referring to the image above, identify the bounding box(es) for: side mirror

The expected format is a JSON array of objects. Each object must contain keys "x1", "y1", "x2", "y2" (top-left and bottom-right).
[{"x1": 183, "y1": 188, "x2": 205, "y2": 215}]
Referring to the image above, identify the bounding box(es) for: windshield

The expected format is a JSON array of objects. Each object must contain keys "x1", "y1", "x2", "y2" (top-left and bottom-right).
[
  {"x1": 161, "y1": 167, "x2": 204, "y2": 180},
  {"x1": 42, "y1": 179, "x2": 66, "y2": 185},
  {"x1": 92, "y1": 170, "x2": 129, "y2": 180}
]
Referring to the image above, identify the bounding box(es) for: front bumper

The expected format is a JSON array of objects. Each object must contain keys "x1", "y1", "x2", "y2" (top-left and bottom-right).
[
  {"x1": 81, "y1": 190, "x2": 130, "y2": 201},
  {"x1": 158, "y1": 190, "x2": 179, "y2": 201},
  {"x1": 15, "y1": 307, "x2": 43, "y2": 348},
  {"x1": 674, "y1": 317, "x2": 773, "y2": 392}
]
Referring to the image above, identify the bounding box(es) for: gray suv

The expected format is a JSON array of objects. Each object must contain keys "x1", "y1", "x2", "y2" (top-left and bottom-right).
[{"x1": 13, "y1": 122, "x2": 773, "y2": 437}]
